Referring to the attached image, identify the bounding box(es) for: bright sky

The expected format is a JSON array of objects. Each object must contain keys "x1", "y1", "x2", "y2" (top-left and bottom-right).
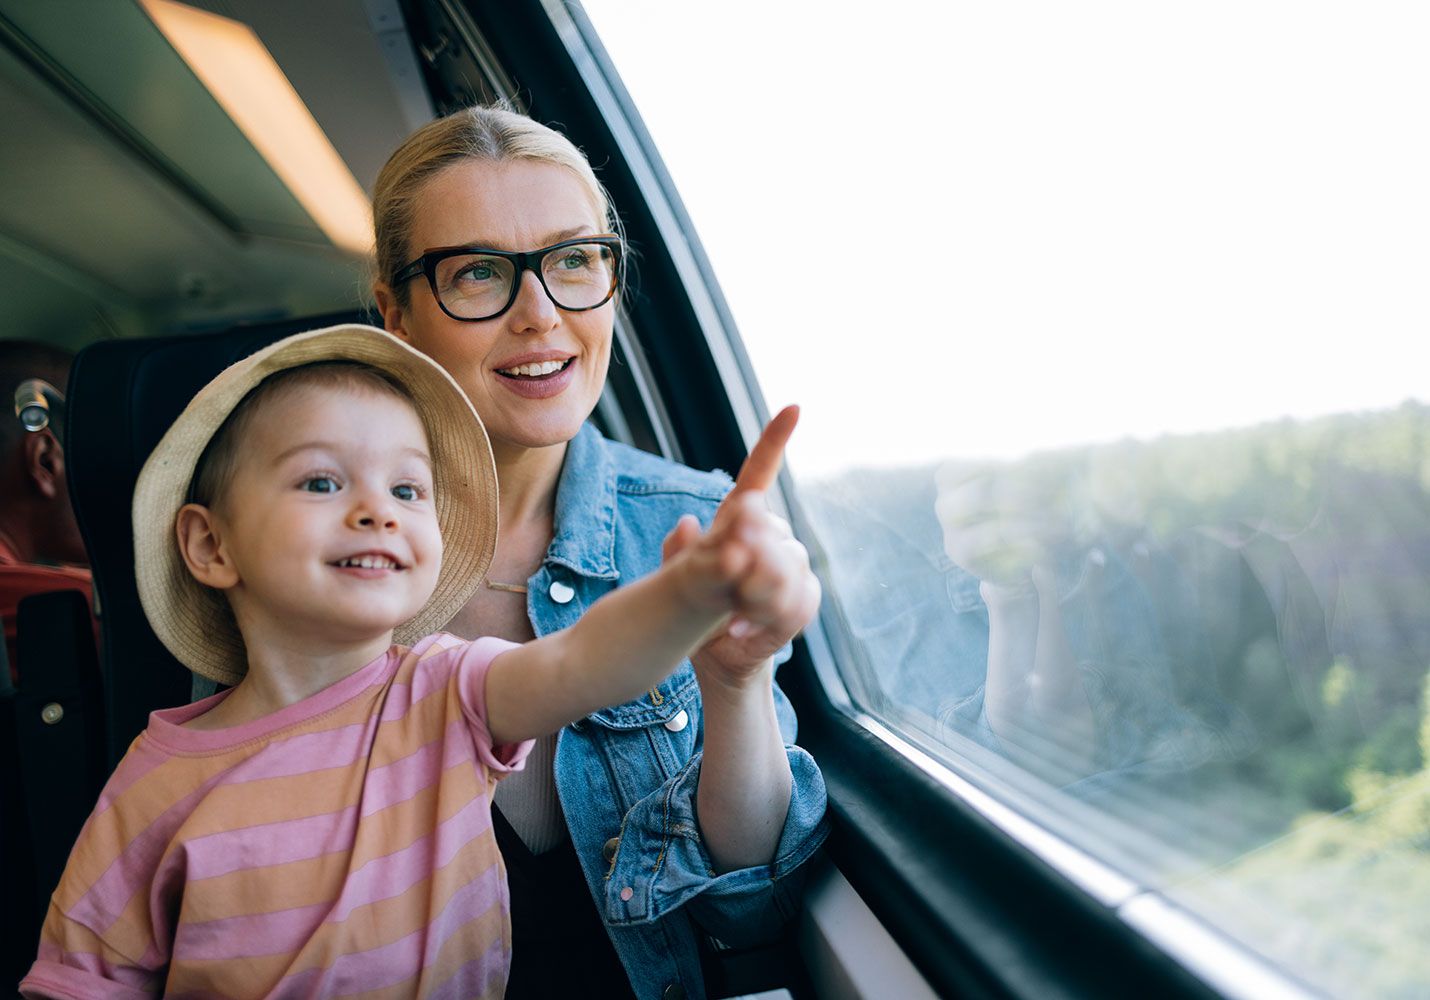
[{"x1": 582, "y1": 1, "x2": 1430, "y2": 476}]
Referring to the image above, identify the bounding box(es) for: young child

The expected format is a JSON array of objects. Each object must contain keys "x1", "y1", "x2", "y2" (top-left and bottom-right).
[{"x1": 20, "y1": 325, "x2": 817, "y2": 1000}]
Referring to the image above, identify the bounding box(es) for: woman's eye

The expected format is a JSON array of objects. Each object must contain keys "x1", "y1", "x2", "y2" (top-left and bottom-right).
[
  {"x1": 455, "y1": 261, "x2": 498, "y2": 282},
  {"x1": 392, "y1": 483, "x2": 421, "y2": 501},
  {"x1": 556, "y1": 249, "x2": 592, "y2": 270},
  {"x1": 301, "y1": 476, "x2": 339, "y2": 493}
]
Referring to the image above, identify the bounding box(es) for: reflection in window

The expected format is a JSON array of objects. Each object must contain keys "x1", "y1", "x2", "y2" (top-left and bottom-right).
[{"x1": 804, "y1": 403, "x2": 1430, "y2": 996}]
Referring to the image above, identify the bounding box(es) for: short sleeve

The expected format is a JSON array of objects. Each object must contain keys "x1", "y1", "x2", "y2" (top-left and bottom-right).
[
  {"x1": 452, "y1": 635, "x2": 534, "y2": 775},
  {"x1": 21, "y1": 902, "x2": 160, "y2": 999}
]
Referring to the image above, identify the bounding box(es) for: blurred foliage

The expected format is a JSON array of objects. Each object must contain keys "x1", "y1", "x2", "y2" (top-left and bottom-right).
[
  {"x1": 1030, "y1": 402, "x2": 1430, "y2": 997},
  {"x1": 1175, "y1": 673, "x2": 1430, "y2": 999}
]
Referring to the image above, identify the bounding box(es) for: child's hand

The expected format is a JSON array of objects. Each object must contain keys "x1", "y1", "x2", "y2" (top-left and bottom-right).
[{"x1": 662, "y1": 406, "x2": 821, "y2": 688}]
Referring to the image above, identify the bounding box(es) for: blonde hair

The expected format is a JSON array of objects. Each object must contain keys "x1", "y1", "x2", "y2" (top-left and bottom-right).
[{"x1": 372, "y1": 105, "x2": 619, "y2": 306}]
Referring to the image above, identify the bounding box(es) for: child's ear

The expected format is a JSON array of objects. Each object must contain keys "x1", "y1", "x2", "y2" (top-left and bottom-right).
[{"x1": 176, "y1": 503, "x2": 239, "y2": 589}]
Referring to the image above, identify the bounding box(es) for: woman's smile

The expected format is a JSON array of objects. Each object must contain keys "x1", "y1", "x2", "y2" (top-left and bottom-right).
[{"x1": 494, "y1": 354, "x2": 577, "y2": 398}]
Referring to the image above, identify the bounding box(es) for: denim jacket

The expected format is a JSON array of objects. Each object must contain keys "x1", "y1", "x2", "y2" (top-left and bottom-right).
[{"x1": 531, "y1": 422, "x2": 829, "y2": 1000}]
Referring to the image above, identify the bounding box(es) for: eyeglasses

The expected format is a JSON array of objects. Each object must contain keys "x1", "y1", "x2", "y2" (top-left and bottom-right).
[{"x1": 392, "y1": 236, "x2": 623, "y2": 322}]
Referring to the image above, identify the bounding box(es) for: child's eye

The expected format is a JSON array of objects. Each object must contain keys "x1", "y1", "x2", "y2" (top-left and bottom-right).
[
  {"x1": 392, "y1": 483, "x2": 423, "y2": 501},
  {"x1": 301, "y1": 476, "x2": 340, "y2": 493}
]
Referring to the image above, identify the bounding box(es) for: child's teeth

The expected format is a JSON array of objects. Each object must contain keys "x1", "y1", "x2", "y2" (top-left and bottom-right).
[{"x1": 342, "y1": 556, "x2": 395, "y2": 569}]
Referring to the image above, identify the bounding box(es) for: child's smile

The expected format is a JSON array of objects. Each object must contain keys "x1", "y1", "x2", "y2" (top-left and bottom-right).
[{"x1": 330, "y1": 551, "x2": 407, "y2": 574}]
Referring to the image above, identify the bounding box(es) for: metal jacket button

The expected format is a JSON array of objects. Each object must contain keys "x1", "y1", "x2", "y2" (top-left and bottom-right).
[
  {"x1": 549, "y1": 580, "x2": 575, "y2": 604},
  {"x1": 40, "y1": 702, "x2": 64, "y2": 725},
  {"x1": 602, "y1": 836, "x2": 620, "y2": 865},
  {"x1": 663, "y1": 709, "x2": 689, "y2": 732}
]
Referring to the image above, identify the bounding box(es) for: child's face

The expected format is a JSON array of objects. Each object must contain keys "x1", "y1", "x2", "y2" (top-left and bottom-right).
[{"x1": 211, "y1": 383, "x2": 443, "y2": 646}]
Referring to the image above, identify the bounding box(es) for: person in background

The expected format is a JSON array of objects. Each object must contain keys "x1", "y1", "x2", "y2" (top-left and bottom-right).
[{"x1": 0, "y1": 341, "x2": 92, "y2": 685}]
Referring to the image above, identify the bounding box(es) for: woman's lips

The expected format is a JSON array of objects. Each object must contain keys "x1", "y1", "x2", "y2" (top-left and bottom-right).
[{"x1": 495, "y1": 358, "x2": 576, "y2": 399}]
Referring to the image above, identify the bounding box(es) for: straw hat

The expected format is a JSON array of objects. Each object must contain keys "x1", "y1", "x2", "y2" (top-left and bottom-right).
[{"x1": 133, "y1": 324, "x2": 498, "y2": 685}]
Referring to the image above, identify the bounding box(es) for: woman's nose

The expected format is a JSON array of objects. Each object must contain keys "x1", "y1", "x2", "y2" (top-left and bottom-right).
[{"x1": 506, "y1": 269, "x2": 559, "y2": 335}]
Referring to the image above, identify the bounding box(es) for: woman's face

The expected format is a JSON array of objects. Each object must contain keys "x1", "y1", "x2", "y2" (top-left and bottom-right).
[{"x1": 378, "y1": 158, "x2": 614, "y2": 456}]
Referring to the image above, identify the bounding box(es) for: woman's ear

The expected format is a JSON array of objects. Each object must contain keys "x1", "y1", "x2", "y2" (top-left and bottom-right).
[
  {"x1": 176, "y1": 503, "x2": 239, "y2": 589},
  {"x1": 372, "y1": 282, "x2": 412, "y2": 343}
]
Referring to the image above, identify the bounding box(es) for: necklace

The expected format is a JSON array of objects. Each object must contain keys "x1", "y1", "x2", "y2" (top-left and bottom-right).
[{"x1": 484, "y1": 579, "x2": 529, "y2": 595}]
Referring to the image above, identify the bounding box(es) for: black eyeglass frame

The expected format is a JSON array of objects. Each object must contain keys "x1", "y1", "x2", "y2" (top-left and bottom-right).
[{"x1": 392, "y1": 235, "x2": 624, "y2": 322}]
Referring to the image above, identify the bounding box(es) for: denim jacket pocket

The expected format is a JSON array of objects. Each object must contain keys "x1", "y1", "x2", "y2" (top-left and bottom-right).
[
  {"x1": 586, "y1": 660, "x2": 700, "y2": 731},
  {"x1": 584, "y1": 663, "x2": 701, "y2": 783}
]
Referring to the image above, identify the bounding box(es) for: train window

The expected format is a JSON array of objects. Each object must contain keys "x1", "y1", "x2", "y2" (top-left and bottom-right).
[{"x1": 584, "y1": 2, "x2": 1430, "y2": 997}]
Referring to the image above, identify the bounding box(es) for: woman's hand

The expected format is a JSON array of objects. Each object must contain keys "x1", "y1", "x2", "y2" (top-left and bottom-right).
[
  {"x1": 668, "y1": 407, "x2": 811, "y2": 872},
  {"x1": 662, "y1": 406, "x2": 821, "y2": 691}
]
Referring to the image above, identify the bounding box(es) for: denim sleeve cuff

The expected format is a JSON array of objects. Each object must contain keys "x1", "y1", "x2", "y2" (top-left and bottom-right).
[{"x1": 600, "y1": 745, "x2": 828, "y2": 932}]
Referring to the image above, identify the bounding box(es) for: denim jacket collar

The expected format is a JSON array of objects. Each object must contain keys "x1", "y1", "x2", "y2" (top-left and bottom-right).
[{"x1": 546, "y1": 422, "x2": 620, "y2": 582}]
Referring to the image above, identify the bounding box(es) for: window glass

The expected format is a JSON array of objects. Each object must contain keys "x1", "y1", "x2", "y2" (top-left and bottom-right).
[{"x1": 582, "y1": 2, "x2": 1430, "y2": 995}]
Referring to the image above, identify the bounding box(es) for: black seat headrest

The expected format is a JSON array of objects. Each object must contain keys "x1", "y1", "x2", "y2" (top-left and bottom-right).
[{"x1": 67, "y1": 311, "x2": 374, "y2": 766}]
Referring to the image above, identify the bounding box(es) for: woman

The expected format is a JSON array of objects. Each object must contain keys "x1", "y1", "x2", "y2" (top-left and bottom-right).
[{"x1": 370, "y1": 106, "x2": 828, "y2": 1000}]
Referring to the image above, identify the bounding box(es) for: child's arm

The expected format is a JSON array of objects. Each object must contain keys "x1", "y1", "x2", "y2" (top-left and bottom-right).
[{"x1": 484, "y1": 411, "x2": 809, "y2": 746}]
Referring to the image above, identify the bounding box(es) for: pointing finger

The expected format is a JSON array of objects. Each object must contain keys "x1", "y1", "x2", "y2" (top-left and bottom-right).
[{"x1": 731, "y1": 404, "x2": 799, "y2": 497}]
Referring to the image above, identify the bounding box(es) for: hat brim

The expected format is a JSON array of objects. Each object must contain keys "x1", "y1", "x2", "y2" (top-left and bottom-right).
[{"x1": 133, "y1": 323, "x2": 498, "y2": 685}]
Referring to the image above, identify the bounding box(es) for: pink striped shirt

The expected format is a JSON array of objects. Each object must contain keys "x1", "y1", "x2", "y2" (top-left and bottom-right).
[{"x1": 20, "y1": 633, "x2": 531, "y2": 1000}]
